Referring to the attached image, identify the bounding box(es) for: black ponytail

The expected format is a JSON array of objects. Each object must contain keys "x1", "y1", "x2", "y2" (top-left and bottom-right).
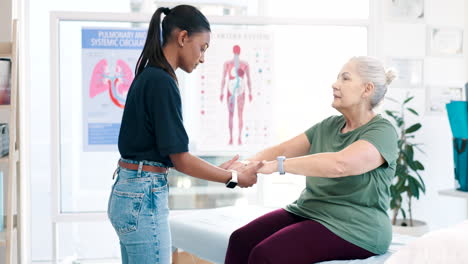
[{"x1": 135, "y1": 5, "x2": 211, "y2": 81}]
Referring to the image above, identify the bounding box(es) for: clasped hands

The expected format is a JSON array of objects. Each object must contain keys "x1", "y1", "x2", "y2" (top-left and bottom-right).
[{"x1": 219, "y1": 155, "x2": 277, "y2": 188}]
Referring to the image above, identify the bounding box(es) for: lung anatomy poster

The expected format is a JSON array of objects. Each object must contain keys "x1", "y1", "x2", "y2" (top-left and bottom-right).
[
  {"x1": 193, "y1": 29, "x2": 274, "y2": 154},
  {"x1": 82, "y1": 28, "x2": 145, "y2": 151}
]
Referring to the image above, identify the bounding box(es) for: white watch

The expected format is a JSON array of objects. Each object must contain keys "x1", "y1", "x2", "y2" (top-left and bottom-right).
[
  {"x1": 277, "y1": 156, "x2": 286, "y2": 175},
  {"x1": 226, "y1": 170, "x2": 238, "y2": 188}
]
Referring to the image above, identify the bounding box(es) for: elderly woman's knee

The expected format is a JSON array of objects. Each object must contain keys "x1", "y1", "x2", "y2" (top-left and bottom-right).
[{"x1": 229, "y1": 227, "x2": 249, "y2": 245}]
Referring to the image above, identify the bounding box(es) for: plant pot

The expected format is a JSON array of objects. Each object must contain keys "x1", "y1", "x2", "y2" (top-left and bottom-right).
[{"x1": 392, "y1": 219, "x2": 429, "y2": 237}]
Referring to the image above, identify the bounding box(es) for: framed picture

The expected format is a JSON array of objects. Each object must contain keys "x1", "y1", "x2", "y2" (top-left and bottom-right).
[
  {"x1": 386, "y1": 57, "x2": 424, "y2": 89},
  {"x1": 385, "y1": 0, "x2": 424, "y2": 21},
  {"x1": 426, "y1": 86, "x2": 464, "y2": 114},
  {"x1": 427, "y1": 27, "x2": 464, "y2": 56}
]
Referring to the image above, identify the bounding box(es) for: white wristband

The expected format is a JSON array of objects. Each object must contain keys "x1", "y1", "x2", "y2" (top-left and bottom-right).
[
  {"x1": 277, "y1": 156, "x2": 286, "y2": 175},
  {"x1": 229, "y1": 170, "x2": 238, "y2": 183},
  {"x1": 226, "y1": 170, "x2": 238, "y2": 188}
]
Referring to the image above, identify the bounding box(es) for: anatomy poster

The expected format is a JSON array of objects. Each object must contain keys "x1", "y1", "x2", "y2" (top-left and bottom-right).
[
  {"x1": 193, "y1": 29, "x2": 274, "y2": 154},
  {"x1": 82, "y1": 28, "x2": 145, "y2": 151}
]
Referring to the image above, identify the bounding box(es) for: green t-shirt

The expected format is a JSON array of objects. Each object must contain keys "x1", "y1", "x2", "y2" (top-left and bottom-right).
[{"x1": 285, "y1": 114, "x2": 398, "y2": 254}]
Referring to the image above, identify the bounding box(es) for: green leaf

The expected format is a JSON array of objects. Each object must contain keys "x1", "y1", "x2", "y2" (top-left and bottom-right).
[
  {"x1": 414, "y1": 161, "x2": 425, "y2": 170},
  {"x1": 396, "y1": 164, "x2": 406, "y2": 175},
  {"x1": 414, "y1": 171, "x2": 426, "y2": 192},
  {"x1": 397, "y1": 140, "x2": 404, "y2": 148},
  {"x1": 408, "y1": 177, "x2": 422, "y2": 199},
  {"x1": 406, "y1": 123, "x2": 422, "y2": 134},
  {"x1": 412, "y1": 175, "x2": 424, "y2": 189},
  {"x1": 400, "y1": 208, "x2": 407, "y2": 219},
  {"x1": 395, "y1": 177, "x2": 406, "y2": 190},
  {"x1": 403, "y1": 96, "x2": 414, "y2": 104},
  {"x1": 406, "y1": 107, "x2": 419, "y2": 116},
  {"x1": 408, "y1": 160, "x2": 418, "y2": 171},
  {"x1": 401, "y1": 171, "x2": 412, "y2": 179},
  {"x1": 385, "y1": 110, "x2": 394, "y2": 117},
  {"x1": 397, "y1": 119, "x2": 404, "y2": 127},
  {"x1": 405, "y1": 145, "x2": 414, "y2": 160}
]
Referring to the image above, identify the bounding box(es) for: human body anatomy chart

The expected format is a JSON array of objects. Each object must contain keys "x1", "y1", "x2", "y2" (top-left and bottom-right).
[
  {"x1": 194, "y1": 29, "x2": 274, "y2": 154},
  {"x1": 81, "y1": 28, "x2": 145, "y2": 151}
]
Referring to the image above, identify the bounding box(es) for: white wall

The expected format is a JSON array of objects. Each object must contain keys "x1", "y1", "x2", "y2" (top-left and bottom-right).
[{"x1": 380, "y1": 0, "x2": 467, "y2": 230}]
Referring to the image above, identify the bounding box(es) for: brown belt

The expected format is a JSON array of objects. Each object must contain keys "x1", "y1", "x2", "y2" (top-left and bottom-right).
[{"x1": 118, "y1": 160, "x2": 169, "y2": 173}]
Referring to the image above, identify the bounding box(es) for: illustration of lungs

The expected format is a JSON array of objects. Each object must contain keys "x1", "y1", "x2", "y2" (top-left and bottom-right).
[
  {"x1": 115, "y1": 59, "x2": 133, "y2": 97},
  {"x1": 89, "y1": 59, "x2": 109, "y2": 98}
]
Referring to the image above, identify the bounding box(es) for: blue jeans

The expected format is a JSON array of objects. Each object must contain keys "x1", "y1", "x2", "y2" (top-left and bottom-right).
[{"x1": 107, "y1": 158, "x2": 171, "y2": 264}]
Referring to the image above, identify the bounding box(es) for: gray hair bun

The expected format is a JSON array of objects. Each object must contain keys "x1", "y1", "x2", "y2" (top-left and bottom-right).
[{"x1": 385, "y1": 68, "x2": 397, "y2": 85}]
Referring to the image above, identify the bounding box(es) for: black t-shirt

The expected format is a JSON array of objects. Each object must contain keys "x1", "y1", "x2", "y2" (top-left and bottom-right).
[{"x1": 118, "y1": 66, "x2": 189, "y2": 167}]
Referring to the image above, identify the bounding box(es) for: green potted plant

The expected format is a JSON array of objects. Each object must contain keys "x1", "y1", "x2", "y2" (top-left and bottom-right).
[{"x1": 385, "y1": 94, "x2": 428, "y2": 236}]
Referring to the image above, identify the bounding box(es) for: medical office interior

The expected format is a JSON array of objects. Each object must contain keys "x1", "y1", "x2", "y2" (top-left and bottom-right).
[{"x1": 0, "y1": 0, "x2": 468, "y2": 263}]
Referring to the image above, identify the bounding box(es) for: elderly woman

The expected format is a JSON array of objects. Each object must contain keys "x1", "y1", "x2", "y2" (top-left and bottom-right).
[{"x1": 225, "y1": 56, "x2": 398, "y2": 264}]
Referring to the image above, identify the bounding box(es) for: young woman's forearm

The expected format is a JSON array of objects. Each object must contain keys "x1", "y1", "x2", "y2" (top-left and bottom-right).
[{"x1": 170, "y1": 152, "x2": 231, "y2": 183}]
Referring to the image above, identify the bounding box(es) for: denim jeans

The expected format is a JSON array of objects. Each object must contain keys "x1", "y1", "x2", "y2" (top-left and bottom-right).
[{"x1": 107, "y1": 158, "x2": 171, "y2": 264}]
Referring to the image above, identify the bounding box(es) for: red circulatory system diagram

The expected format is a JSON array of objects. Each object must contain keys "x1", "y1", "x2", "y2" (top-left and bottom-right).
[{"x1": 219, "y1": 45, "x2": 252, "y2": 145}]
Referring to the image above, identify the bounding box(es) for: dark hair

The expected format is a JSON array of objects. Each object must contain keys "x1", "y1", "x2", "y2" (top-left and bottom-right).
[{"x1": 135, "y1": 5, "x2": 211, "y2": 81}]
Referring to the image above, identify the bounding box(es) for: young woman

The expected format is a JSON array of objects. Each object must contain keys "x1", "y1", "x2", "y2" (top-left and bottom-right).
[
  {"x1": 107, "y1": 5, "x2": 261, "y2": 264},
  {"x1": 225, "y1": 56, "x2": 398, "y2": 264}
]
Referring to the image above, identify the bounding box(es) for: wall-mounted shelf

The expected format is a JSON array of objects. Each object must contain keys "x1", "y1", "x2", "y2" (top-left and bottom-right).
[
  {"x1": 0, "y1": 105, "x2": 11, "y2": 110},
  {"x1": 0, "y1": 43, "x2": 12, "y2": 58}
]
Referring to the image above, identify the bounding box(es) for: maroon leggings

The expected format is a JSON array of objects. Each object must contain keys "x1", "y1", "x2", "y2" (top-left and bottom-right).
[{"x1": 224, "y1": 209, "x2": 375, "y2": 264}]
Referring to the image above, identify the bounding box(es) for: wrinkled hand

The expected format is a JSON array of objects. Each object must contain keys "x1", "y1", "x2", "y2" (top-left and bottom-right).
[
  {"x1": 219, "y1": 155, "x2": 240, "y2": 170},
  {"x1": 236, "y1": 161, "x2": 263, "y2": 187},
  {"x1": 256, "y1": 160, "x2": 277, "y2": 175}
]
